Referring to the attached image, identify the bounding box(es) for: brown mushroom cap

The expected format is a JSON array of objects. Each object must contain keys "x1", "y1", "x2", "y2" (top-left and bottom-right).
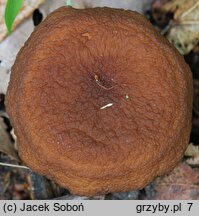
[{"x1": 6, "y1": 6, "x2": 193, "y2": 196}]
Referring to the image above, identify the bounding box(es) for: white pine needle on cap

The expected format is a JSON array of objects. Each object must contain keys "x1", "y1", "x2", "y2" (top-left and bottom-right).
[{"x1": 100, "y1": 103, "x2": 113, "y2": 110}]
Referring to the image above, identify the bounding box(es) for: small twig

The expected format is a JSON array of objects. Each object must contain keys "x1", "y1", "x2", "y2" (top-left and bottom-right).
[
  {"x1": 180, "y1": 21, "x2": 199, "y2": 25},
  {"x1": 0, "y1": 162, "x2": 30, "y2": 170},
  {"x1": 180, "y1": 1, "x2": 199, "y2": 19},
  {"x1": 96, "y1": 82, "x2": 114, "y2": 90},
  {"x1": 160, "y1": 19, "x2": 199, "y2": 35},
  {"x1": 161, "y1": 20, "x2": 175, "y2": 35},
  {"x1": 94, "y1": 74, "x2": 115, "y2": 90},
  {"x1": 161, "y1": 24, "x2": 172, "y2": 35}
]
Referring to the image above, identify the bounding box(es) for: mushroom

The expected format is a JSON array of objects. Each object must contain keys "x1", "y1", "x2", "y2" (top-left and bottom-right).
[{"x1": 6, "y1": 7, "x2": 193, "y2": 196}]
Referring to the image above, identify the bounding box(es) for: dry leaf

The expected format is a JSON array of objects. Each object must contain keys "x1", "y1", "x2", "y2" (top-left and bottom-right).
[
  {"x1": 185, "y1": 143, "x2": 199, "y2": 157},
  {"x1": 0, "y1": 171, "x2": 11, "y2": 199},
  {"x1": 72, "y1": 0, "x2": 153, "y2": 13},
  {"x1": 163, "y1": 0, "x2": 199, "y2": 54},
  {"x1": 0, "y1": 117, "x2": 19, "y2": 160},
  {"x1": 185, "y1": 143, "x2": 199, "y2": 166},
  {"x1": 0, "y1": 0, "x2": 67, "y2": 94},
  {"x1": 148, "y1": 163, "x2": 199, "y2": 199},
  {"x1": 0, "y1": 0, "x2": 45, "y2": 42},
  {"x1": 163, "y1": 0, "x2": 190, "y2": 15},
  {"x1": 186, "y1": 156, "x2": 199, "y2": 166}
]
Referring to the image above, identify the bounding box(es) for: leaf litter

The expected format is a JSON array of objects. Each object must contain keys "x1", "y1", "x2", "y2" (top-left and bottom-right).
[
  {"x1": 146, "y1": 163, "x2": 199, "y2": 200},
  {"x1": 0, "y1": 0, "x2": 199, "y2": 200},
  {"x1": 162, "y1": 0, "x2": 199, "y2": 54}
]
